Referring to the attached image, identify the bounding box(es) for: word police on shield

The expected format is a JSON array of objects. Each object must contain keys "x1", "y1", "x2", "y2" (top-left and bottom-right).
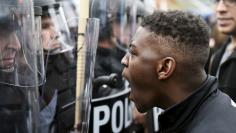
[{"x1": 90, "y1": 89, "x2": 134, "y2": 133}]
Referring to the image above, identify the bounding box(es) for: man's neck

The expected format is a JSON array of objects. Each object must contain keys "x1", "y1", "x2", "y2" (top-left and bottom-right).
[{"x1": 160, "y1": 71, "x2": 207, "y2": 109}]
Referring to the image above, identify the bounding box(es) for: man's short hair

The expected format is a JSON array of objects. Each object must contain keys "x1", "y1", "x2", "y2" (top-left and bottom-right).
[{"x1": 141, "y1": 10, "x2": 210, "y2": 67}]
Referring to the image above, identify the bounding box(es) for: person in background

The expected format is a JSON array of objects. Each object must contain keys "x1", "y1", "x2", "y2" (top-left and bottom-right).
[
  {"x1": 121, "y1": 10, "x2": 236, "y2": 133},
  {"x1": 208, "y1": 0, "x2": 236, "y2": 102}
]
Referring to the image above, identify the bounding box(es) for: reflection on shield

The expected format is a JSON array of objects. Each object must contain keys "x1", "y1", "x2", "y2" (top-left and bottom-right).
[{"x1": 90, "y1": 0, "x2": 138, "y2": 98}]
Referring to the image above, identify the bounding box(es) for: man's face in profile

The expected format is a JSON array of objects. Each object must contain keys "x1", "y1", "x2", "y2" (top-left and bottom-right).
[
  {"x1": 41, "y1": 16, "x2": 61, "y2": 52},
  {"x1": 121, "y1": 27, "x2": 164, "y2": 113},
  {"x1": 0, "y1": 31, "x2": 21, "y2": 69}
]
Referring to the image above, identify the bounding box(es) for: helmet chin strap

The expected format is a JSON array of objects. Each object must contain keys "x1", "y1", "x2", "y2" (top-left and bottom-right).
[{"x1": 0, "y1": 65, "x2": 15, "y2": 73}]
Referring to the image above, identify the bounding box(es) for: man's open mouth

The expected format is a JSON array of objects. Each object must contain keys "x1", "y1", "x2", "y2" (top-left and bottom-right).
[{"x1": 1, "y1": 58, "x2": 15, "y2": 66}]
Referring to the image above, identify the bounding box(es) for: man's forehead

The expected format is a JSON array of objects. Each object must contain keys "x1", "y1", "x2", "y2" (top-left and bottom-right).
[
  {"x1": 42, "y1": 17, "x2": 54, "y2": 24},
  {"x1": 0, "y1": 22, "x2": 18, "y2": 34},
  {"x1": 42, "y1": 16, "x2": 52, "y2": 21},
  {"x1": 135, "y1": 27, "x2": 150, "y2": 36}
]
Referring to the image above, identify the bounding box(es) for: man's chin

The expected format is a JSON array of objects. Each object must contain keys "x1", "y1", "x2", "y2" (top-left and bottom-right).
[
  {"x1": 0, "y1": 65, "x2": 15, "y2": 72},
  {"x1": 218, "y1": 26, "x2": 236, "y2": 35}
]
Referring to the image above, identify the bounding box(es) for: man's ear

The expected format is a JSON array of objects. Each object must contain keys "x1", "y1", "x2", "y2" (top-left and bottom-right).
[{"x1": 156, "y1": 57, "x2": 176, "y2": 80}]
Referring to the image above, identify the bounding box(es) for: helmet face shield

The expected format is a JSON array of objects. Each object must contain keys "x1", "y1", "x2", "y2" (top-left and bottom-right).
[
  {"x1": 91, "y1": 0, "x2": 138, "y2": 52},
  {"x1": 0, "y1": 5, "x2": 45, "y2": 87},
  {"x1": 41, "y1": 4, "x2": 74, "y2": 55}
]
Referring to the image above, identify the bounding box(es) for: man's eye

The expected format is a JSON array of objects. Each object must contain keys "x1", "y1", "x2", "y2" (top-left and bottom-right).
[
  {"x1": 42, "y1": 24, "x2": 50, "y2": 29},
  {"x1": 128, "y1": 48, "x2": 135, "y2": 55}
]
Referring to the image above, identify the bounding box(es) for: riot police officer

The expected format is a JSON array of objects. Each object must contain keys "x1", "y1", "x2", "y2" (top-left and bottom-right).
[
  {"x1": 0, "y1": 0, "x2": 45, "y2": 132},
  {"x1": 34, "y1": 0, "x2": 77, "y2": 132}
]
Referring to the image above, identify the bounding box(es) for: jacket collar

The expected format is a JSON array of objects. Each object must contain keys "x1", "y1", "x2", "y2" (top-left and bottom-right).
[
  {"x1": 210, "y1": 37, "x2": 235, "y2": 75},
  {"x1": 158, "y1": 75, "x2": 218, "y2": 132},
  {"x1": 219, "y1": 39, "x2": 236, "y2": 69},
  {"x1": 228, "y1": 48, "x2": 236, "y2": 60}
]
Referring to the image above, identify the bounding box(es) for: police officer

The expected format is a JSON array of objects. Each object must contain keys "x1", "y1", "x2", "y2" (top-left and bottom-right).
[
  {"x1": 0, "y1": 0, "x2": 45, "y2": 132},
  {"x1": 34, "y1": 0, "x2": 77, "y2": 132}
]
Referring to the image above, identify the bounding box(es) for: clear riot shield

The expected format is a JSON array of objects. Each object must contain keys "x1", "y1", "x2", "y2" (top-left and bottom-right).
[
  {"x1": 89, "y1": 0, "x2": 141, "y2": 132},
  {"x1": 90, "y1": 0, "x2": 137, "y2": 98},
  {"x1": 0, "y1": 0, "x2": 44, "y2": 133},
  {"x1": 67, "y1": 17, "x2": 99, "y2": 133}
]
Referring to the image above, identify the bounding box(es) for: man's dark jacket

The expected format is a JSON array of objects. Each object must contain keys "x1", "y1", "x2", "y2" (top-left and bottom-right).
[
  {"x1": 157, "y1": 76, "x2": 236, "y2": 133},
  {"x1": 209, "y1": 38, "x2": 236, "y2": 101}
]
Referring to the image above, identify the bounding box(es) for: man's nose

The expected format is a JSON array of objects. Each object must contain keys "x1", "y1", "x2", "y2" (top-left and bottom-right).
[
  {"x1": 50, "y1": 27, "x2": 60, "y2": 40},
  {"x1": 121, "y1": 53, "x2": 129, "y2": 67},
  {"x1": 8, "y1": 33, "x2": 21, "y2": 50},
  {"x1": 216, "y1": 0, "x2": 228, "y2": 13}
]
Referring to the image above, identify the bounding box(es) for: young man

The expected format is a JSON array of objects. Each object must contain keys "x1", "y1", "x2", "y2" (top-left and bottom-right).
[
  {"x1": 209, "y1": 0, "x2": 236, "y2": 101},
  {"x1": 121, "y1": 10, "x2": 236, "y2": 133}
]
